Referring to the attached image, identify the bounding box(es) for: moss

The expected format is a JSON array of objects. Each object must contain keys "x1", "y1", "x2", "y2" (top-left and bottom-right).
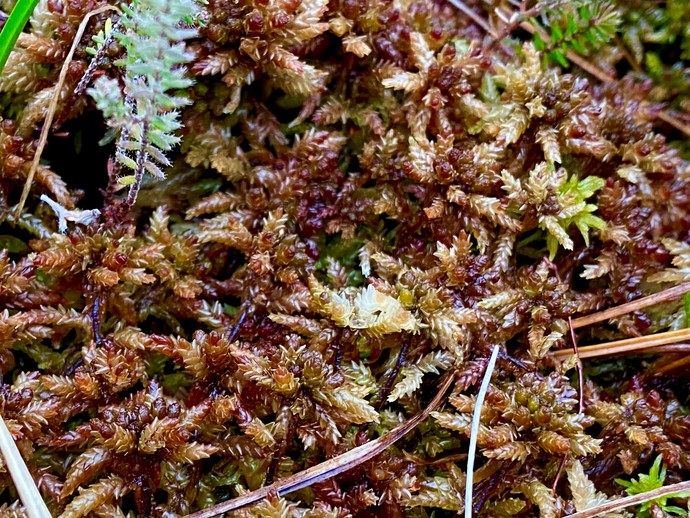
[{"x1": 0, "y1": 0, "x2": 689, "y2": 516}]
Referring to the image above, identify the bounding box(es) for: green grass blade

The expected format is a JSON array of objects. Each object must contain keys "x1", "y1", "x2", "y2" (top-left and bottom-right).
[{"x1": 0, "y1": 0, "x2": 41, "y2": 76}]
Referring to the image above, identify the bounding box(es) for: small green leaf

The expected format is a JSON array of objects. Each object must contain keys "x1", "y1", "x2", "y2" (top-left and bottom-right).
[
  {"x1": 117, "y1": 175, "x2": 137, "y2": 186},
  {"x1": 533, "y1": 30, "x2": 546, "y2": 51},
  {"x1": 550, "y1": 49, "x2": 570, "y2": 67},
  {"x1": 116, "y1": 152, "x2": 138, "y2": 171},
  {"x1": 570, "y1": 38, "x2": 587, "y2": 55},
  {"x1": 616, "y1": 456, "x2": 690, "y2": 517}
]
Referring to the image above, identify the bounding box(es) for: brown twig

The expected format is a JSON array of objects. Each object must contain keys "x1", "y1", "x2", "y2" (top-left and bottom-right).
[
  {"x1": 571, "y1": 283, "x2": 690, "y2": 329},
  {"x1": 552, "y1": 328, "x2": 690, "y2": 360},
  {"x1": 552, "y1": 454, "x2": 568, "y2": 496},
  {"x1": 14, "y1": 5, "x2": 121, "y2": 219},
  {"x1": 566, "y1": 480, "x2": 690, "y2": 518},
  {"x1": 0, "y1": 416, "x2": 52, "y2": 518},
  {"x1": 184, "y1": 372, "x2": 456, "y2": 518}
]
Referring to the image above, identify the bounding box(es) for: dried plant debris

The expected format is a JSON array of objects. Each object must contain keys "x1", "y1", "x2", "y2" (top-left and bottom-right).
[{"x1": 0, "y1": 0, "x2": 689, "y2": 516}]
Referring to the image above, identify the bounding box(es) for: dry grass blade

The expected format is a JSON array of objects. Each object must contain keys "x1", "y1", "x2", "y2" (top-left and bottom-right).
[
  {"x1": 184, "y1": 372, "x2": 457, "y2": 518},
  {"x1": 465, "y1": 344, "x2": 500, "y2": 518},
  {"x1": 552, "y1": 328, "x2": 690, "y2": 360},
  {"x1": 571, "y1": 283, "x2": 690, "y2": 329},
  {"x1": 566, "y1": 480, "x2": 690, "y2": 518},
  {"x1": 0, "y1": 414, "x2": 52, "y2": 518},
  {"x1": 14, "y1": 5, "x2": 120, "y2": 219}
]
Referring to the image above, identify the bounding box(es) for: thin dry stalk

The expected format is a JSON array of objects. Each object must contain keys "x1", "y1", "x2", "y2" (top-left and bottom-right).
[
  {"x1": 0, "y1": 415, "x2": 52, "y2": 518},
  {"x1": 552, "y1": 328, "x2": 690, "y2": 360},
  {"x1": 465, "y1": 344, "x2": 500, "y2": 518},
  {"x1": 571, "y1": 283, "x2": 690, "y2": 329},
  {"x1": 566, "y1": 480, "x2": 690, "y2": 518},
  {"x1": 552, "y1": 454, "x2": 567, "y2": 495},
  {"x1": 14, "y1": 5, "x2": 120, "y2": 219},
  {"x1": 184, "y1": 372, "x2": 457, "y2": 518}
]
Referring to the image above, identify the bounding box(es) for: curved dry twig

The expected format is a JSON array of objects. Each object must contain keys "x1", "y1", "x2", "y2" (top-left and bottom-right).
[
  {"x1": 15, "y1": 5, "x2": 120, "y2": 219},
  {"x1": 184, "y1": 371, "x2": 457, "y2": 518}
]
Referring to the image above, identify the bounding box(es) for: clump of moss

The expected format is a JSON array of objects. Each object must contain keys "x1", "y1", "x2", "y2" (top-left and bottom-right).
[{"x1": 0, "y1": 0, "x2": 689, "y2": 516}]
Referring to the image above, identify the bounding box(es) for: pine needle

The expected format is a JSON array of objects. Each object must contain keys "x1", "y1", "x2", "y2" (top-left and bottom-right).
[
  {"x1": 465, "y1": 344, "x2": 500, "y2": 518},
  {"x1": 14, "y1": 5, "x2": 120, "y2": 219},
  {"x1": 571, "y1": 283, "x2": 690, "y2": 329},
  {"x1": 566, "y1": 480, "x2": 690, "y2": 518},
  {"x1": 184, "y1": 371, "x2": 457, "y2": 518},
  {"x1": 552, "y1": 328, "x2": 690, "y2": 360},
  {"x1": 0, "y1": 414, "x2": 52, "y2": 518}
]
